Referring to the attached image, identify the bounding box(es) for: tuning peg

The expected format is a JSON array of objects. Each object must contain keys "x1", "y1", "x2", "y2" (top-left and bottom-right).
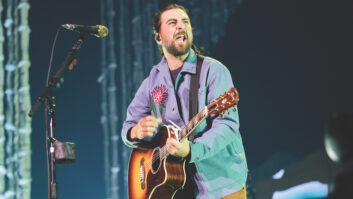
[
  {"x1": 232, "y1": 106, "x2": 236, "y2": 112},
  {"x1": 220, "y1": 112, "x2": 225, "y2": 118}
]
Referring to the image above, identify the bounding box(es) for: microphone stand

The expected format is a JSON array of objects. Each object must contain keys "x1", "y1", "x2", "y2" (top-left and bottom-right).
[
  {"x1": 29, "y1": 33, "x2": 87, "y2": 199},
  {"x1": 48, "y1": 93, "x2": 57, "y2": 199}
]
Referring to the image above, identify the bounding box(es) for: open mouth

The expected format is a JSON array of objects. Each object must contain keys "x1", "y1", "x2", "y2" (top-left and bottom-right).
[{"x1": 175, "y1": 34, "x2": 186, "y2": 42}]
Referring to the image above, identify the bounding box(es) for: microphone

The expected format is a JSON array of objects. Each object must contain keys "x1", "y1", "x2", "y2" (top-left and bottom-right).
[{"x1": 62, "y1": 24, "x2": 109, "y2": 38}]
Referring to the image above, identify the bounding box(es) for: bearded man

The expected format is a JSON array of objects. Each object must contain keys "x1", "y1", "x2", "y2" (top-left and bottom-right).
[{"x1": 122, "y1": 4, "x2": 248, "y2": 199}]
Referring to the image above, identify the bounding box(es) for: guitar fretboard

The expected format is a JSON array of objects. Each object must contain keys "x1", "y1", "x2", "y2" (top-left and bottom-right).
[{"x1": 180, "y1": 107, "x2": 208, "y2": 140}]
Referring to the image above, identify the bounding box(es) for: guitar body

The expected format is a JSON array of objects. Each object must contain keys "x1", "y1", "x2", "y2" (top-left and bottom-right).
[{"x1": 128, "y1": 127, "x2": 186, "y2": 199}]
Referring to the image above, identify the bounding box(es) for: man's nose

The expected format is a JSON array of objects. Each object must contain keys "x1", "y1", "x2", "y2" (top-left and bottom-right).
[{"x1": 176, "y1": 21, "x2": 185, "y2": 30}]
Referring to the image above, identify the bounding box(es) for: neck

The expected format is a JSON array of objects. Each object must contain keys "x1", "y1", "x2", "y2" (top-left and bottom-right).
[{"x1": 164, "y1": 51, "x2": 189, "y2": 70}]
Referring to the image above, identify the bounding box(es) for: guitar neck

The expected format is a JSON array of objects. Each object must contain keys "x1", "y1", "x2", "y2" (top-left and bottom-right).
[{"x1": 179, "y1": 107, "x2": 208, "y2": 141}]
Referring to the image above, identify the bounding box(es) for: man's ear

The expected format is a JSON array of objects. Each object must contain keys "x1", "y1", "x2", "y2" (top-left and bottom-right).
[{"x1": 155, "y1": 33, "x2": 162, "y2": 44}]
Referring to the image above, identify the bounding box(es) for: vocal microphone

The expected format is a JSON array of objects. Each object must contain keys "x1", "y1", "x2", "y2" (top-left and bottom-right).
[{"x1": 62, "y1": 24, "x2": 109, "y2": 38}]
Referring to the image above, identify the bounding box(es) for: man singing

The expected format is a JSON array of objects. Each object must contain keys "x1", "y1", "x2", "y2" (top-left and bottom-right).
[{"x1": 122, "y1": 4, "x2": 247, "y2": 199}]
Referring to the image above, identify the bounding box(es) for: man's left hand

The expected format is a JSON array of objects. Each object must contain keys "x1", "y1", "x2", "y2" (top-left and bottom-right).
[{"x1": 166, "y1": 137, "x2": 190, "y2": 158}]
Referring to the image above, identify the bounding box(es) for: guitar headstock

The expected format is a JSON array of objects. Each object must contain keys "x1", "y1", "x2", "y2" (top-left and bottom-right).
[{"x1": 206, "y1": 88, "x2": 239, "y2": 117}]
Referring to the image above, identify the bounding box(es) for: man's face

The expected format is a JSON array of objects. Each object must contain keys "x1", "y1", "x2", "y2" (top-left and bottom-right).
[{"x1": 158, "y1": 8, "x2": 193, "y2": 57}]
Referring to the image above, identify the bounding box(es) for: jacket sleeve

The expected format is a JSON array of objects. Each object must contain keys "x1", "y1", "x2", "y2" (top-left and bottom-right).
[
  {"x1": 189, "y1": 60, "x2": 245, "y2": 163},
  {"x1": 121, "y1": 78, "x2": 151, "y2": 148}
]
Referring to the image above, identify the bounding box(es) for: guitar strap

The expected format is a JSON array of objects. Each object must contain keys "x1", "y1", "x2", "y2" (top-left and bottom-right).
[
  {"x1": 188, "y1": 55, "x2": 204, "y2": 141},
  {"x1": 174, "y1": 55, "x2": 204, "y2": 199}
]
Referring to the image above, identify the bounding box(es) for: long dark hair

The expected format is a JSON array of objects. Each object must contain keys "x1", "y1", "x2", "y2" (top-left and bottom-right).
[{"x1": 152, "y1": 4, "x2": 204, "y2": 56}]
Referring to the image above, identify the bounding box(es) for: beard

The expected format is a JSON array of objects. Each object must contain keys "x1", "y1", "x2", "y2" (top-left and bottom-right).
[{"x1": 163, "y1": 35, "x2": 192, "y2": 57}]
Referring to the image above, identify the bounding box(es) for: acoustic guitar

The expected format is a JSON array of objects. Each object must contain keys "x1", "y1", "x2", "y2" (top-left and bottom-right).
[{"x1": 128, "y1": 88, "x2": 239, "y2": 199}]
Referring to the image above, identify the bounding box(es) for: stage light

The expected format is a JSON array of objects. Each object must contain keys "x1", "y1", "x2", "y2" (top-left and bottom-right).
[
  {"x1": 272, "y1": 168, "x2": 285, "y2": 180},
  {"x1": 272, "y1": 181, "x2": 328, "y2": 199}
]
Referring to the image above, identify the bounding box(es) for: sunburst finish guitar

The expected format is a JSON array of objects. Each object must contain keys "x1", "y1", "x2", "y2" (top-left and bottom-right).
[{"x1": 128, "y1": 88, "x2": 239, "y2": 199}]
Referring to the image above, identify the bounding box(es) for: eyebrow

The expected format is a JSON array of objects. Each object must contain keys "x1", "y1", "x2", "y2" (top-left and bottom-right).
[
  {"x1": 166, "y1": 19, "x2": 176, "y2": 24},
  {"x1": 166, "y1": 18, "x2": 190, "y2": 24}
]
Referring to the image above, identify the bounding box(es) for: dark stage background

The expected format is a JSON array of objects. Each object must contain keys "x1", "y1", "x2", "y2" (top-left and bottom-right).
[{"x1": 28, "y1": 0, "x2": 352, "y2": 198}]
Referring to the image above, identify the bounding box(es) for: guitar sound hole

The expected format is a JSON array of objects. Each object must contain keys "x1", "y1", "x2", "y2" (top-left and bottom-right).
[{"x1": 151, "y1": 147, "x2": 161, "y2": 174}]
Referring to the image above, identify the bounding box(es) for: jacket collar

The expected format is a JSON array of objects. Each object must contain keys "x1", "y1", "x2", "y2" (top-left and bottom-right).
[{"x1": 156, "y1": 49, "x2": 197, "y2": 74}]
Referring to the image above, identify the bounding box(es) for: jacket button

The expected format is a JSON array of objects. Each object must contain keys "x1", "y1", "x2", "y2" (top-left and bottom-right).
[{"x1": 172, "y1": 107, "x2": 175, "y2": 111}]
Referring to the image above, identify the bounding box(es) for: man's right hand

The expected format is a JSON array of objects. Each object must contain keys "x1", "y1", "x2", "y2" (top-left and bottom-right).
[{"x1": 130, "y1": 116, "x2": 162, "y2": 140}]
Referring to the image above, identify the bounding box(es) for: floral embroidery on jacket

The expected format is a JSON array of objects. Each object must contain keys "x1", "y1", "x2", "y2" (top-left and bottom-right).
[{"x1": 151, "y1": 84, "x2": 168, "y2": 117}]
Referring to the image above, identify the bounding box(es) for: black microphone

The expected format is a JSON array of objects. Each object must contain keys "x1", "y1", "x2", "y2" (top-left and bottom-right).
[{"x1": 62, "y1": 24, "x2": 109, "y2": 38}]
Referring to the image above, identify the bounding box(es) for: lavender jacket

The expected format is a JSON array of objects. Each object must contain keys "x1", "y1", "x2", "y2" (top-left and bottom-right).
[{"x1": 121, "y1": 49, "x2": 248, "y2": 198}]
